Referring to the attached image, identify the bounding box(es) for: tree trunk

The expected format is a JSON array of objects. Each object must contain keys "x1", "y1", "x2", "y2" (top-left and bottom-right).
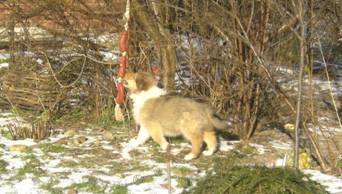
[{"x1": 132, "y1": 0, "x2": 176, "y2": 92}]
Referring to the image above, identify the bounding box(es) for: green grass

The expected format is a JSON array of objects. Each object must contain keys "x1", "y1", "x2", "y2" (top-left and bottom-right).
[
  {"x1": 16, "y1": 154, "x2": 45, "y2": 180},
  {"x1": 96, "y1": 108, "x2": 125, "y2": 128},
  {"x1": 185, "y1": 153, "x2": 328, "y2": 194},
  {"x1": 54, "y1": 107, "x2": 87, "y2": 124},
  {"x1": 69, "y1": 176, "x2": 105, "y2": 194},
  {"x1": 132, "y1": 175, "x2": 154, "y2": 185},
  {"x1": 154, "y1": 154, "x2": 166, "y2": 163},
  {"x1": 40, "y1": 178, "x2": 62, "y2": 194},
  {"x1": 48, "y1": 171, "x2": 72, "y2": 180},
  {"x1": 176, "y1": 177, "x2": 192, "y2": 188},
  {"x1": 336, "y1": 159, "x2": 342, "y2": 169},
  {"x1": 59, "y1": 159, "x2": 79, "y2": 168},
  {"x1": 0, "y1": 127, "x2": 12, "y2": 139},
  {"x1": 0, "y1": 159, "x2": 8, "y2": 173},
  {"x1": 39, "y1": 143, "x2": 68, "y2": 153},
  {"x1": 173, "y1": 166, "x2": 193, "y2": 177},
  {"x1": 169, "y1": 136, "x2": 186, "y2": 145},
  {"x1": 216, "y1": 130, "x2": 239, "y2": 140},
  {"x1": 154, "y1": 168, "x2": 163, "y2": 176},
  {"x1": 240, "y1": 144, "x2": 258, "y2": 155},
  {"x1": 0, "y1": 58, "x2": 10, "y2": 64},
  {"x1": 111, "y1": 185, "x2": 128, "y2": 194}
]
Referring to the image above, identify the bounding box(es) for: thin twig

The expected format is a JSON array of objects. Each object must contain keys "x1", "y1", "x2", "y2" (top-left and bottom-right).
[
  {"x1": 166, "y1": 142, "x2": 172, "y2": 194},
  {"x1": 317, "y1": 39, "x2": 342, "y2": 130},
  {"x1": 42, "y1": 51, "x2": 87, "y2": 88}
]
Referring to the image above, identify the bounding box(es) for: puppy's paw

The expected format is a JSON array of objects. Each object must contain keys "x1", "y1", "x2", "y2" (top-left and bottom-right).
[
  {"x1": 203, "y1": 150, "x2": 215, "y2": 156},
  {"x1": 184, "y1": 153, "x2": 196, "y2": 161},
  {"x1": 121, "y1": 151, "x2": 132, "y2": 160},
  {"x1": 160, "y1": 142, "x2": 169, "y2": 151},
  {"x1": 122, "y1": 142, "x2": 136, "y2": 152}
]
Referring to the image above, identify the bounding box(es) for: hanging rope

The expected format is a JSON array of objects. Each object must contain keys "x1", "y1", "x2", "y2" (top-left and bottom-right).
[{"x1": 114, "y1": 0, "x2": 130, "y2": 121}]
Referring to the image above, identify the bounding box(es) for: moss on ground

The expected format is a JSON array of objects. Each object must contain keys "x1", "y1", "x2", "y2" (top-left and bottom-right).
[{"x1": 185, "y1": 153, "x2": 328, "y2": 194}]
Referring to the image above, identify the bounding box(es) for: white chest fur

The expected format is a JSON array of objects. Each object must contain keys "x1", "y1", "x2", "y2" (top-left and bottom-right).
[{"x1": 130, "y1": 86, "x2": 166, "y2": 124}]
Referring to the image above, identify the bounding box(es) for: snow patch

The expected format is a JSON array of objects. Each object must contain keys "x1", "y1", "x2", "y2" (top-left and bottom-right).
[
  {"x1": 304, "y1": 169, "x2": 342, "y2": 194},
  {"x1": 0, "y1": 62, "x2": 9, "y2": 69},
  {"x1": 0, "y1": 53, "x2": 10, "y2": 59},
  {"x1": 54, "y1": 169, "x2": 90, "y2": 188},
  {"x1": 102, "y1": 144, "x2": 114, "y2": 150},
  {"x1": 97, "y1": 170, "x2": 155, "y2": 185},
  {"x1": 219, "y1": 140, "x2": 239, "y2": 152},
  {"x1": 249, "y1": 143, "x2": 267, "y2": 154},
  {"x1": 0, "y1": 177, "x2": 47, "y2": 194},
  {"x1": 270, "y1": 140, "x2": 292, "y2": 150},
  {"x1": 2, "y1": 154, "x2": 27, "y2": 169},
  {"x1": 0, "y1": 136, "x2": 37, "y2": 147}
]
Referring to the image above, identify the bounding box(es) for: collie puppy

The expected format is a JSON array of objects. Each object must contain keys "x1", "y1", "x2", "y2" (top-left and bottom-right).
[{"x1": 122, "y1": 72, "x2": 228, "y2": 160}]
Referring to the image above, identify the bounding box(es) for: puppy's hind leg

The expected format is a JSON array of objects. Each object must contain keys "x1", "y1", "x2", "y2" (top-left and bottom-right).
[
  {"x1": 184, "y1": 135, "x2": 203, "y2": 161},
  {"x1": 203, "y1": 130, "x2": 217, "y2": 156}
]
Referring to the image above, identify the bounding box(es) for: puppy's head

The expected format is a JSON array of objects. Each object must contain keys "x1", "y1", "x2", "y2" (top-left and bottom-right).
[{"x1": 123, "y1": 72, "x2": 157, "y2": 93}]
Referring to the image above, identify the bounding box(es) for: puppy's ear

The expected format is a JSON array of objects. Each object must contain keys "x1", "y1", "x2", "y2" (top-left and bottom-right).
[
  {"x1": 135, "y1": 74, "x2": 148, "y2": 91},
  {"x1": 135, "y1": 73, "x2": 155, "y2": 91}
]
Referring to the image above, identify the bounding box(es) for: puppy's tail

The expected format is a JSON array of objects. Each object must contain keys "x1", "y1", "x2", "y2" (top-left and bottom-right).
[{"x1": 207, "y1": 109, "x2": 228, "y2": 130}]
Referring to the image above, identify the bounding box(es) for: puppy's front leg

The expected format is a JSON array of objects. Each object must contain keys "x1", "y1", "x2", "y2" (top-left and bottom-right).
[{"x1": 124, "y1": 127, "x2": 150, "y2": 151}]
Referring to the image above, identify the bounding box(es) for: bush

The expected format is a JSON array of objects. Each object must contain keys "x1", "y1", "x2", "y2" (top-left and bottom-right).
[{"x1": 185, "y1": 156, "x2": 327, "y2": 194}]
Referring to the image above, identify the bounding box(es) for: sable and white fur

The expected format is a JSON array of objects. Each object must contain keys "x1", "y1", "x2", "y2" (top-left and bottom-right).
[{"x1": 122, "y1": 72, "x2": 227, "y2": 160}]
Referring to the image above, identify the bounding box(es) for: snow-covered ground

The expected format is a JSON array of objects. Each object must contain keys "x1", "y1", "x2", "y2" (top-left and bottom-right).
[
  {"x1": 1, "y1": 111, "x2": 342, "y2": 194},
  {"x1": 0, "y1": 112, "x2": 214, "y2": 194},
  {"x1": 304, "y1": 169, "x2": 342, "y2": 194}
]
